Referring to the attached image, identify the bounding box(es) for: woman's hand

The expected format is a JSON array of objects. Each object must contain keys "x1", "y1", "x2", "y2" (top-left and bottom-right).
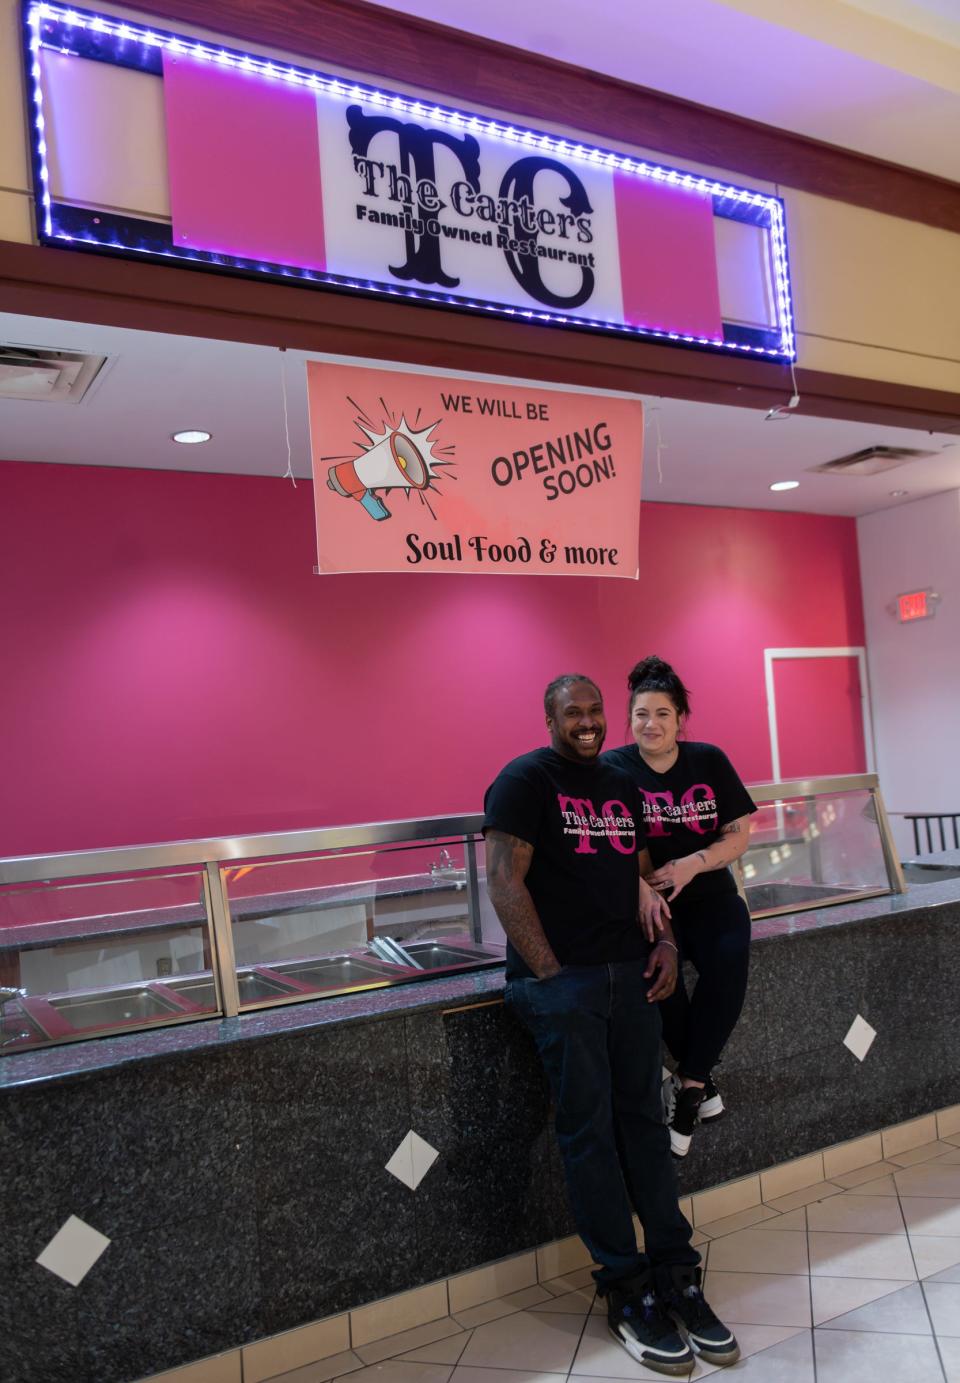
[
  {"x1": 638, "y1": 877, "x2": 670, "y2": 941},
  {"x1": 647, "y1": 853, "x2": 703, "y2": 901}
]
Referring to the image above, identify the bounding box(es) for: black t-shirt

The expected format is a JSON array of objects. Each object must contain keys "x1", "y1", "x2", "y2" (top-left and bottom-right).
[
  {"x1": 483, "y1": 747, "x2": 650, "y2": 978},
  {"x1": 601, "y1": 741, "x2": 756, "y2": 916}
]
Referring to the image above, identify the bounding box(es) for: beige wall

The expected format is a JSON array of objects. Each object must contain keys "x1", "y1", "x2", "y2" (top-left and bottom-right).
[{"x1": 1, "y1": 0, "x2": 958, "y2": 395}]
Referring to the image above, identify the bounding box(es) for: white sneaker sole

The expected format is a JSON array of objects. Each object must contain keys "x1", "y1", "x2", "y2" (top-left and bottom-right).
[
  {"x1": 611, "y1": 1323, "x2": 695, "y2": 1376},
  {"x1": 699, "y1": 1094, "x2": 724, "y2": 1121},
  {"x1": 670, "y1": 1126, "x2": 694, "y2": 1158}
]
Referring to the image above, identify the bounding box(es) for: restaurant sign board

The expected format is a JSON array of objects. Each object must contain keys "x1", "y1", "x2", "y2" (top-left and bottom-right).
[{"x1": 24, "y1": 2, "x2": 795, "y2": 360}]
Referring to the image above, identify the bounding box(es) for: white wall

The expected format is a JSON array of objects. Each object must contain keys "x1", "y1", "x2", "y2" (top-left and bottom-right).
[{"x1": 858, "y1": 489, "x2": 960, "y2": 857}]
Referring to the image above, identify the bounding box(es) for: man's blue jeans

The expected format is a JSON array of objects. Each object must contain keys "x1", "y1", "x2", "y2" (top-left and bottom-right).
[{"x1": 506, "y1": 961, "x2": 700, "y2": 1286}]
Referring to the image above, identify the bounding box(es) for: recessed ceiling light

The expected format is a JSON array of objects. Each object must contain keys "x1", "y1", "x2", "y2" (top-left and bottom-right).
[
  {"x1": 769, "y1": 480, "x2": 799, "y2": 492},
  {"x1": 172, "y1": 429, "x2": 211, "y2": 445},
  {"x1": 889, "y1": 489, "x2": 909, "y2": 498}
]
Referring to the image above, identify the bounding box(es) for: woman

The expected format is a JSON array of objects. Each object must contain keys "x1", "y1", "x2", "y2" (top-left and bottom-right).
[{"x1": 602, "y1": 656, "x2": 756, "y2": 1158}]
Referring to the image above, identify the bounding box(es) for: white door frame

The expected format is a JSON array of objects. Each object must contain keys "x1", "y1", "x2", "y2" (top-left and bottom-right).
[{"x1": 763, "y1": 646, "x2": 876, "y2": 782}]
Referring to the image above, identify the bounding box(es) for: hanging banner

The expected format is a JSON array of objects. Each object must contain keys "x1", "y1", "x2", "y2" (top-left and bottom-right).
[
  {"x1": 307, "y1": 363, "x2": 643, "y2": 578},
  {"x1": 24, "y1": 3, "x2": 795, "y2": 361}
]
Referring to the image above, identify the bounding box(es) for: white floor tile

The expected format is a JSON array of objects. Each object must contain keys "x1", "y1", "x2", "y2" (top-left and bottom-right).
[
  {"x1": 343, "y1": 1363, "x2": 453, "y2": 1383},
  {"x1": 452, "y1": 1369, "x2": 567, "y2": 1383},
  {"x1": 911, "y1": 1236, "x2": 960, "y2": 1280},
  {"x1": 541, "y1": 1267, "x2": 596, "y2": 1295},
  {"x1": 933, "y1": 1147, "x2": 960, "y2": 1166},
  {"x1": 695, "y1": 1205, "x2": 781, "y2": 1239},
  {"x1": 810, "y1": 1277, "x2": 912, "y2": 1325},
  {"x1": 451, "y1": 1299, "x2": 520, "y2": 1329},
  {"x1": 817, "y1": 1282, "x2": 932, "y2": 1335},
  {"x1": 902, "y1": 1198, "x2": 960, "y2": 1237},
  {"x1": 807, "y1": 1193, "x2": 906, "y2": 1235},
  {"x1": 720, "y1": 1330, "x2": 815, "y2": 1381},
  {"x1": 891, "y1": 1142, "x2": 958, "y2": 1167},
  {"x1": 754, "y1": 1209, "x2": 807, "y2": 1232},
  {"x1": 808, "y1": 1231, "x2": 918, "y2": 1280},
  {"x1": 765, "y1": 1183, "x2": 844, "y2": 1213},
  {"x1": 529, "y1": 1287, "x2": 596, "y2": 1315},
  {"x1": 400, "y1": 1334, "x2": 473, "y2": 1367},
  {"x1": 897, "y1": 1165, "x2": 960, "y2": 1198},
  {"x1": 263, "y1": 1349, "x2": 364, "y2": 1383},
  {"x1": 813, "y1": 1327, "x2": 946, "y2": 1383},
  {"x1": 458, "y1": 1309, "x2": 584, "y2": 1373},
  {"x1": 851, "y1": 1173, "x2": 900, "y2": 1197},
  {"x1": 357, "y1": 1321, "x2": 464, "y2": 1365},
  {"x1": 939, "y1": 1337, "x2": 960, "y2": 1383},
  {"x1": 702, "y1": 1270, "x2": 812, "y2": 1327},
  {"x1": 829, "y1": 1161, "x2": 901, "y2": 1189},
  {"x1": 923, "y1": 1281, "x2": 960, "y2": 1337},
  {"x1": 706, "y1": 1229, "x2": 809, "y2": 1275},
  {"x1": 925, "y1": 1259, "x2": 960, "y2": 1285}
]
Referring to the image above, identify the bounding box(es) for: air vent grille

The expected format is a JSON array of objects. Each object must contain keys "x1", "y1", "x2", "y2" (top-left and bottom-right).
[
  {"x1": 811, "y1": 445, "x2": 935, "y2": 477},
  {"x1": 0, "y1": 346, "x2": 107, "y2": 404}
]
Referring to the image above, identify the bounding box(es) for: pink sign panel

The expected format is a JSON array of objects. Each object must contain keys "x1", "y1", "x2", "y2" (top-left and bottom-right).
[
  {"x1": 308, "y1": 363, "x2": 643, "y2": 578},
  {"x1": 614, "y1": 176, "x2": 723, "y2": 339},
  {"x1": 162, "y1": 53, "x2": 326, "y2": 270}
]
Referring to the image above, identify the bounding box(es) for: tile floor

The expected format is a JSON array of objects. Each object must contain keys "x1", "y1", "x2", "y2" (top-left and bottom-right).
[{"x1": 261, "y1": 1133, "x2": 960, "y2": 1383}]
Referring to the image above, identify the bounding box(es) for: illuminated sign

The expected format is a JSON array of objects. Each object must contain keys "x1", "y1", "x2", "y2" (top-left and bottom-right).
[
  {"x1": 896, "y1": 589, "x2": 939, "y2": 622},
  {"x1": 24, "y1": 3, "x2": 796, "y2": 359}
]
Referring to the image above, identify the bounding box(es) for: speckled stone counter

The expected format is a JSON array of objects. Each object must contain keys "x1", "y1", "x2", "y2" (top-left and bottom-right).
[{"x1": 3, "y1": 874, "x2": 960, "y2": 1383}]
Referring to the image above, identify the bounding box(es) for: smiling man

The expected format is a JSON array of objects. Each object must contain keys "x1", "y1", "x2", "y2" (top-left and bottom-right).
[{"x1": 483, "y1": 675, "x2": 739, "y2": 1377}]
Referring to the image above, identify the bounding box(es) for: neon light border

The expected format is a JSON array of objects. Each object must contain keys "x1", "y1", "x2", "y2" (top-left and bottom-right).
[{"x1": 24, "y1": 1, "x2": 796, "y2": 361}]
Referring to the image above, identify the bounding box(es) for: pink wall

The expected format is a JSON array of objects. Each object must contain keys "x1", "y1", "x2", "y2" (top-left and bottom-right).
[{"x1": 0, "y1": 460, "x2": 865, "y2": 856}]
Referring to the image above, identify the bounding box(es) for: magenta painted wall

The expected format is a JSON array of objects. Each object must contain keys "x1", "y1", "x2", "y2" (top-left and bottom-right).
[{"x1": 0, "y1": 460, "x2": 865, "y2": 856}]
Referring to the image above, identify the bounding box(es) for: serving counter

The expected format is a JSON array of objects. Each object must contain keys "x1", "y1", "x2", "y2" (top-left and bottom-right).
[{"x1": 2, "y1": 789, "x2": 958, "y2": 1383}]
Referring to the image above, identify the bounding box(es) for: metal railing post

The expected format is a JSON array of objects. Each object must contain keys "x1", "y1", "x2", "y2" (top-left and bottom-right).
[
  {"x1": 464, "y1": 837, "x2": 482, "y2": 943},
  {"x1": 203, "y1": 862, "x2": 240, "y2": 1017}
]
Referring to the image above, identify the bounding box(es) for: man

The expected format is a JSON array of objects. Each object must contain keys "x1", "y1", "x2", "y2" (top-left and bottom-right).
[{"x1": 484, "y1": 674, "x2": 739, "y2": 1377}]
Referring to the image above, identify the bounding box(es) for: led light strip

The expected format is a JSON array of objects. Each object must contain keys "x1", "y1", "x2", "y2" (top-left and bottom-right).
[{"x1": 25, "y1": 1, "x2": 796, "y2": 359}]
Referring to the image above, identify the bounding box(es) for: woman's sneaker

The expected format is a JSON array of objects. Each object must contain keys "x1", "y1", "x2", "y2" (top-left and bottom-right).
[
  {"x1": 699, "y1": 1077, "x2": 725, "y2": 1121},
  {"x1": 669, "y1": 1085, "x2": 704, "y2": 1158},
  {"x1": 600, "y1": 1270, "x2": 695, "y2": 1376},
  {"x1": 657, "y1": 1265, "x2": 741, "y2": 1367}
]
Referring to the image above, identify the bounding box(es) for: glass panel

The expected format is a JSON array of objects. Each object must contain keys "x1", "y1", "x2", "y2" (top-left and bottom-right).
[
  {"x1": 0, "y1": 869, "x2": 217, "y2": 1053},
  {"x1": 222, "y1": 835, "x2": 502, "y2": 1005},
  {"x1": 742, "y1": 789, "x2": 890, "y2": 915}
]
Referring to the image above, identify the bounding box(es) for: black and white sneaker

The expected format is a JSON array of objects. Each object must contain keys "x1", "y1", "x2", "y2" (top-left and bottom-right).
[
  {"x1": 662, "y1": 1071, "x2": 680, "y2": 1123},
  {"x1": 669, "y1": 1085, "x2": 704, "y2": 1158},
  {"x1": 658, "y1": 1265, "x2": 740, "y2": 1367},
  {"x1": 699, "y1": 1077, "x2": 725, "y2": 1121},
  {"x1": 600, "y1": 1271, "x2": 695, "y2": 1376}
]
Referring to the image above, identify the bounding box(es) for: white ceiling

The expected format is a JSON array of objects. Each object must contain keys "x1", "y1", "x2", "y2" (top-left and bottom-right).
[
  {"x1": 1, "y1": 312, "x2": 957, "y2": 518},
  {"x1": 364, "y1": 0, "x2": 960, "y2": 182}
]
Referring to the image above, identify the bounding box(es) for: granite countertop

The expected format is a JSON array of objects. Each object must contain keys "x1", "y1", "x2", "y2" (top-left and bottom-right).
[{"x1": 3, "y1": 860, "x2": 959, "y2": 1094}]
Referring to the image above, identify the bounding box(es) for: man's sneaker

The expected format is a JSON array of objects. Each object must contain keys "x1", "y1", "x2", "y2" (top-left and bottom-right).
[
  {"x1": 669, "y1": 1085, "x2": 704, "y2": 1158},
  {"x1": 658, "y1": 1265, "x2": 741, "y2": 1367},
  {"x1": 699, "y1": 1077, "x2": 725, "y2": 1121},
  {"x1": 661, "y1": 1071, "x2": 680, "y2": 1123},
  {"x1": 600, "y1": 1271, "x2": 695, "y2": 1376}
]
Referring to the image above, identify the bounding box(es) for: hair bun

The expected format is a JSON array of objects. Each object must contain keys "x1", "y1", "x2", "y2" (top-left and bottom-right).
[
  {"x1": 627, "y1": 655, "x2": 671, "y2": 690},
  {"x1": 626, "y1": 656, "x2": 691, "y2": 718}
]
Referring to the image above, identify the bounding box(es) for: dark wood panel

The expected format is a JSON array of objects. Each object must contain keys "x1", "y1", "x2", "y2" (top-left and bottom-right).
[
  {"x1": 121, "y1": 0, "x2": 960, "y2": 232},
  {"x1": 2, "y1": 240, "x2": 959, "y2": 434}
]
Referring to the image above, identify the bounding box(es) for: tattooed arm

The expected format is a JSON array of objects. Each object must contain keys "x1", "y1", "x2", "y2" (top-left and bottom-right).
[
  {"x1": 485, "y1": 830, "x2": 561, "y2": 979},
  {"x1": 645, "y1": 815, "x2": 752, "y2": 900}
]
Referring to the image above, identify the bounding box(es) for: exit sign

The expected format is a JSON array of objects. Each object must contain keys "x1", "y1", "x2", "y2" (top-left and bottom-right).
[{"x1": 897, "y1": 589, "x2": 938, "y2": 622}]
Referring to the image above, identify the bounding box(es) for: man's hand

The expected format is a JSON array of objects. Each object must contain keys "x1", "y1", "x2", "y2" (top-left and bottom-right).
[
  {"x1": 644, "y1": 939, "x2": 678, "y2": 1002},
  {"x1": 647, "y1": 853, "x2": 702, "y2": 902},
  {"x1": 638, "y1": 877, "x2": 670, "y2": 942}
]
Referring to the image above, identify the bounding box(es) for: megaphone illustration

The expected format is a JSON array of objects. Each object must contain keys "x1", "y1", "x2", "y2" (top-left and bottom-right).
[{"x1": 327, "y1": 430, "x2": 429, "y2": 521}]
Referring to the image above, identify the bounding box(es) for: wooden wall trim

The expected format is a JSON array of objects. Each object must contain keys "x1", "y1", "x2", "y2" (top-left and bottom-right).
[
  {"x1": 2, "y1": 240, "x2": 958, "y2": 434},
  {"x1": 116, "y1": 0, "x2": 960, "y2": 233}
]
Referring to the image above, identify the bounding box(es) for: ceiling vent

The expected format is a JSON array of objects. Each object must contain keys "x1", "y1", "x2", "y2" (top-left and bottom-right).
[
  {"x1": 0, "y1": 345, "x2": 107, "y2": 404},
  {"x1": 810, "y1": 445, "x2": 935, "y2": 477}
]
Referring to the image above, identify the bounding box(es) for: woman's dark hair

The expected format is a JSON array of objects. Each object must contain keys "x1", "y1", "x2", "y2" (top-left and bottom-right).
[{"x1": 626, "y1": 656, "x2": 691, "y2": 718}]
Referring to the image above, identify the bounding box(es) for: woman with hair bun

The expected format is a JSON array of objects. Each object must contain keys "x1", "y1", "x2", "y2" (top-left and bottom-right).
[{"x1": 602, "y1": 657, "x2": 756, "y2": 1158}]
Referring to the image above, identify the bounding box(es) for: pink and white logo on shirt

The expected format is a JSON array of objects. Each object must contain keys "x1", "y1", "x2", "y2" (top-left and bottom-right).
[
  {"x1": 638, "y1": 784, "x2": 718, "y2": 836},
  {"x1": 557, "y1": 795, "x2": 636, "y2": 855}
]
